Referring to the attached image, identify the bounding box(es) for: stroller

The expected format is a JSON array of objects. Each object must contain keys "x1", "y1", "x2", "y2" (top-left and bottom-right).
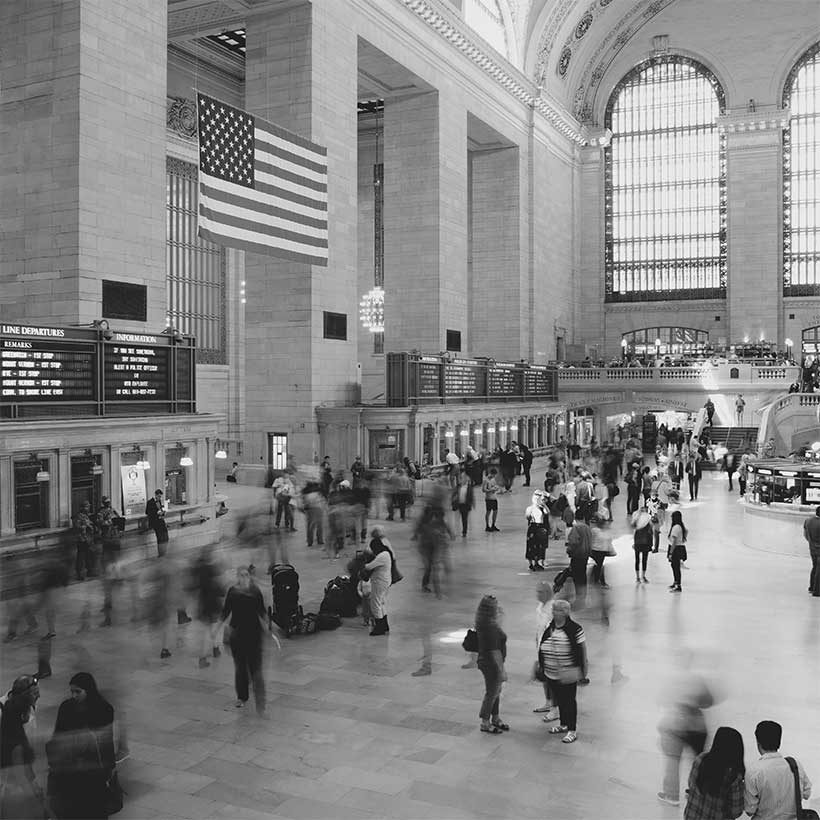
[{"x1": 267, "y1": 563, "x2": 302, "y2": 637}]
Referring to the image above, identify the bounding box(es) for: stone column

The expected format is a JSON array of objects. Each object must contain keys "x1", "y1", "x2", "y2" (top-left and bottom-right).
[
  {"x1": 383, "y1": 89, "x2": 468, "y2": 354},
  {"x1": 720, "y1": 113, "x2": 789, "y2": 344},
  {"x1": 470, "y1": 146, "x2": 521, "y2": 359},
  {"x1": 0, "y1": 0, "x2": 168, "y2": 328},
  {"x1": 243, "y1": 1, "x2": 358, "y2": 465}
]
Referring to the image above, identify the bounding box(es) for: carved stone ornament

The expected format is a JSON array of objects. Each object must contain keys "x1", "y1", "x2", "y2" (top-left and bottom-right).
[
  {"x1": 716, "y1": 110, "x2": 790, "y2": 134},
  {"x1": 167, "y1": 96, "x2": 198, "y2": 140}
]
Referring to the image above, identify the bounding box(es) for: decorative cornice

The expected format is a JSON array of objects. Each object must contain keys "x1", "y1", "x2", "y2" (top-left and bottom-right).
[
  {"x1": 167, "y1": 96, "x2": 198, "y2": 141},
  {"x1": 717, "y1": 110, "x2": 790, "y2": 134},
  {"x1": 397, "y1": 0, "x2": 587, "y2": 144},
  {"x1": 584, "y1": 127, "x2": 611, "y2": 147},
  {"x1": 605, "y1": 299, "x2": 726, "y2": 313}
]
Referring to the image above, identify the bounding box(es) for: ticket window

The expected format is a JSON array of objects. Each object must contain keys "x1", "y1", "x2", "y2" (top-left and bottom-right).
[
  {"x1": 370, "y1": 430, "x2": 403, "y2": 468},
  {"x1": 14, "y1": 458, "x2": 49, "y2": 532},
  {"x1": 70, "y1": 454, "x2": 102, "y2": 516},
  {"x1": 164, "y1": 446, "x2": 188, "y2": 505}
]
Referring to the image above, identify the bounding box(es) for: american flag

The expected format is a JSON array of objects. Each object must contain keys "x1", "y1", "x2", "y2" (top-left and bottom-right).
[{"x1": 196, "y1": 93, "x2": 328, "y2": 265}]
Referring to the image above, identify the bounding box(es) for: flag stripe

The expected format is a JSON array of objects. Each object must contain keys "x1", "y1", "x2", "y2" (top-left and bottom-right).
[
  {"x1": 254, "y1": 170, "x2": 327, "y2": 206},
  {"x1": 255, "y1": 133, "x2": 327, "y2": 176},
  {"x1": 200, "y1": 205, "x2": 329, "y2": 248},
  {"x1": 200, "y1": 193, "x2": 327, "y2": 238},
  {"x1": 199, "y1": 218, "x2": 328, "y2": 265},
  {"x1": 202, "y1": 179, "x2": 327, "y2": 222},
  {"x1": 259, "y1": 120, "x2": 327, "y2": 158},
  {"x1": 255, "y1": 158, "x2": 327, "y2": 194}
]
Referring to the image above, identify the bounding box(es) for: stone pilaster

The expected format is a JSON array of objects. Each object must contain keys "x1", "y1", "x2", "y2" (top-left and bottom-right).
[
  {"x1": 719, "y1": 112, "x2": 789, "y2": 344},
  {"x1": 0, "y1": 0, "x2": 167, "y2": 328},
  {"x1": 243, "y1": 0, "x2": 358, "y2": 465}
]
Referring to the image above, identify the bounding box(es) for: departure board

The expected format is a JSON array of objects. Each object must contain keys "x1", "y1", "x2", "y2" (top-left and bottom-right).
[
  {"x1": 0, "y1": 323, "x2": 195, "y2": 418},
  {"x1": 488, "y1": 364, "x2": 521, "y2": 397},
  {"x1": 1, "y1": 339, "x2": 95, "y2": 401},
  {"x1": 416, "y1": 360, "x2": 442, "y2": 397},
  {"x1": 104, "y1": 343, "x2": 171, "y2": 400},
  {"x1": 443, "y1": 360, "x2": 483, "y2": 397},
  {"x1": 524, "y1": 366, "x2": 555, "y2": 397}
]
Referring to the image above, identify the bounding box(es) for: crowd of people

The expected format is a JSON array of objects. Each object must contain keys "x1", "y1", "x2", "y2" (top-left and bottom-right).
[{"x1": 1, "y1": 435, "x2": 816, "y2": 819}]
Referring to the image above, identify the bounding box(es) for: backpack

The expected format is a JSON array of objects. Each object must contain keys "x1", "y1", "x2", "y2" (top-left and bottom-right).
[
  {"x1": 268, "y1": 564, "x2": 301, "y2": 635},
  {"x1": 320, "y1": 575, "x2": 358, "y2": 618},
  {"x1": 634, "y1": 523, "x2": 653, "y2": 549},
  {"x1": 317, "y1": 612, "x2": 342, "y2": 631}
]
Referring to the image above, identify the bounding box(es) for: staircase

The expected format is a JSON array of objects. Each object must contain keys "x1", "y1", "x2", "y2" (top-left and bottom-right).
[{"x1": 700, "y1": 426, "x2": 758, "y2": 468}]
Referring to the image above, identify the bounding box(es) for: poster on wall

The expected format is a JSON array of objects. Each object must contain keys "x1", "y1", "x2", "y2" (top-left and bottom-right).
[{"x1": 120, "y1": 465, "x2": 147, "y2": 516}]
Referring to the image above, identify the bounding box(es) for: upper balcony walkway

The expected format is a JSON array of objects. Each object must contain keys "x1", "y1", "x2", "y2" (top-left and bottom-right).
[{"x1": 557, "y1": 361, "x2": 799, "y2": 392}]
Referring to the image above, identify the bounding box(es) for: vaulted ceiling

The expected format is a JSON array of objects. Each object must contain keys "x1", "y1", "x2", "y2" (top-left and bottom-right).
[{"x1": 167, "y1": 0, "x2": 819, "y2": 129}]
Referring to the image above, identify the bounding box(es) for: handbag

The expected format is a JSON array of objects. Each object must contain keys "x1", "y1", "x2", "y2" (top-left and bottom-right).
[
  {"x1": 786, "y1": 757, "x2": 819, "y2": 819},
  {"x1": 92, "y1": 733, "x2": 125, "y2": 816},
  {"x1": 390, "y1": 560, "x2": 403, "y2": 585},
  {"x1": 462, "y1": 628, "x2": 478, "y2": 653}
]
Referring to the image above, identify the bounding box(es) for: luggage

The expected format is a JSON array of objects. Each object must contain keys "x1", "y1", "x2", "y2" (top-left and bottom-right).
[
  {"x1": 320, "y1": 575, "x2": 359, "y2": 618},
  {"x1": 268, "y1": 563, "x2": 302, "y2": 636},
  {"x1": 317, "y1": 611, "x2": 342, "y2": 630},
  {"x1": 299, "y1": 612, "x2": 319, "y2": 635}
]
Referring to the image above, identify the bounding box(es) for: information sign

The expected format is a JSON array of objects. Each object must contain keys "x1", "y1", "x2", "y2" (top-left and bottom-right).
[
  {"x1": 104, "y1": 343, "x2": 171, "y2": 400},
  {"x1": 1, "y1": 339, "x2": 95, "y2": 401}
]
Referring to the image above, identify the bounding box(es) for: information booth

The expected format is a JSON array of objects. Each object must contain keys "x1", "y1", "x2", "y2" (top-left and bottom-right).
[{"x1": 0, "y1": 323, "x2": 221, "y2": 547}]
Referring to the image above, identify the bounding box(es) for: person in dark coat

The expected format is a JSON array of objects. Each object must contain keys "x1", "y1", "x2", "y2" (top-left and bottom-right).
[
  {"x1": 145, "y1": 489, "x2": 169, "y2": 557},
  {"x1": 520, "y1": 444, "x2": 534, "y2": 487},
  {"x1": 0, "y1": 674, "x2": 46, "y2": 819},
  {"x1": 47, "y1": 672, "x2": 115, "y2": 819}
]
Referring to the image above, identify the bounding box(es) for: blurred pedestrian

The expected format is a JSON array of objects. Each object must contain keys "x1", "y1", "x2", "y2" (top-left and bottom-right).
[
  {"x1": 532, "y1": 581, "x2": 558, "y2": 722},
  {"x1": 538, "y1": 599, "x2": 587, "y2": 743},
  {"x1": 301, "y1": 481, "x2": 326, "y2": 548},
  {"x1": 566, "y1": 510, "x2": 591, "y2": 606},
  {"x1": 145, "y1": 489, "x2": 169, "y2": 558},
  {"x1": 415, "y1": 504, "x2": 452, "y2": 596},
  {"x1": 590, "y1": 515, "x2": 613, "y2": 588},
  {"x1": 632, "y1": 506, "x2": 654, "y2": 583},
  {"x1": 802, "y1": 506, "x2": 820, "y2": 597},
  {"x1": 46, "y1": 672, "x2": 116, "y2": 819},
  {"x1": 520, "y1": 443, "x2": 533, "y2": 487},
  {"x1": 73, "y1": 501, "x2": 96, "y2": 580},
  {"x1": 452, "y1": 466, "x2": 475, "y2": 537},
  {"x1": 667, "y1": 510, "x2": 688, "y2": 593},
  {"x1": 216, "y1": 566, "x2": 277, "y2": 714},
  {"x1": 192, "y1": 545, "x2": 224, "y2": 668},
  {"x1": 683, "y1": 726, "x2": 745, "y2": 820},
  {"x1": 475, "y1": 595, "x2": 508, "y2": 734},
  {"x1": 0, "y1": 674, "x2": 47, "y2": 819},
  {"x1": 96, "y1": 497, "x2": 123, "y2": 628},
  {"x1": 657, "y1": 658, "x2": 714, "y2": 807}
]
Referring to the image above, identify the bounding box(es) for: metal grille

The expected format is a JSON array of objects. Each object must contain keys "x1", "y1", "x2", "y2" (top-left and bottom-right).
[
  {"x1": 604, "y1": 57, "x2": 726, "y2": 302},
  {"x1": 166, "y1": 157, "x2": 227, "y2": 364},
  {"x1": 783, "y1": 43, "x2": 820, "y2": 296}
]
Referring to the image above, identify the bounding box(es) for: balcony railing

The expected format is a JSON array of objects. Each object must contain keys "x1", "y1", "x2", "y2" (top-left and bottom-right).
[{"x1": 558, "y1": 363, "x2": 799, "y2": 387}]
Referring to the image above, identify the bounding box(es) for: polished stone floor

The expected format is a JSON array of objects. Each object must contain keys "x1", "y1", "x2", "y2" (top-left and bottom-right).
[{"x1": 2, "y1": 460, "x2": 819, "y2": 820}]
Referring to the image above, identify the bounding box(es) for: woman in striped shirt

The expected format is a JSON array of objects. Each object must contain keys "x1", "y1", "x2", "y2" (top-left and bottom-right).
[{"x1": 538, "y1": 599, "x2": 587, "y2": 743}]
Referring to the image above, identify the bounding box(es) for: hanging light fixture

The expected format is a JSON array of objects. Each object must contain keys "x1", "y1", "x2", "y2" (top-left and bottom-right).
[
  {"x1": 215, "y1": 449, "x2": 227, "y2": 460},
  {"x1": 359, "y1": 286, "x2": 385, "y2": 333},
  {"x1": 177, "y1": 442, "x2": 193, "y2": 468}
]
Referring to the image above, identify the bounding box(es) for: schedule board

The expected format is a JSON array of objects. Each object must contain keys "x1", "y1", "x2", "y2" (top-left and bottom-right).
[
  {"x1": 0, "y1": 323, "x2": 195, "y2": 418},
  {"x1": 104, "y1": 343, "x2": 171, "y2": 400},
  {"x1": 1, "y1": 338, "x2": 95, "y2": 401}
]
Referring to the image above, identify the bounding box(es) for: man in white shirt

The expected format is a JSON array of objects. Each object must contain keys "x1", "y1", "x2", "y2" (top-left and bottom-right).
[{"x1": 745, "y1": 720, "x2": 812, "y2": 820}]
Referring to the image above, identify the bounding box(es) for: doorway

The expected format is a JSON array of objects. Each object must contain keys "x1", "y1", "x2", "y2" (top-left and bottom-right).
[{"x1": 268, "y1": 433, "x2": 288, "y2": 471}]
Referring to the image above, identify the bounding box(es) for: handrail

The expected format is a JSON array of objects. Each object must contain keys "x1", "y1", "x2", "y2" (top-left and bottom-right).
[{"x1": 558, "y1": 363, "x2": 799, "y2": 386}]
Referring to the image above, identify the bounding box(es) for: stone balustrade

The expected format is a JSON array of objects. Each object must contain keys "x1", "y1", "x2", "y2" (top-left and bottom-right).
[{"x1": 558, "y1": 363, "x2": 799, "y2": 389}]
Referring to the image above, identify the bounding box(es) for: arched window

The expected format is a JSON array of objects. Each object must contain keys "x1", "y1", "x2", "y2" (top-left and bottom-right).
[
  {"x1": 783, "y1": 43, "x2": 820, "y2": 295},
  {"x1": 604, "y1": 57, "x2": 726, "y2": 302},
  {"x1": 622, "y1": 326, "x2": 709, "y2": 356}
]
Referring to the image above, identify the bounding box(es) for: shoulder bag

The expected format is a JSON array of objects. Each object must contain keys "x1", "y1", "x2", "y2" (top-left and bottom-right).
[
  {"x1": 92, "y1": 732, "x2": 125, "y2": 816},
  {"x1": 786, "y1": 756, "x2": 819, "y2": 819},
  {"x1": 462, "y1": 628, "x2": 478, "y2": 653}
]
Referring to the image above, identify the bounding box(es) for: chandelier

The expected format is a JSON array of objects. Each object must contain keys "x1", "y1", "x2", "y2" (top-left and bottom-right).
[{"x1": 359, "y1": 286, "x2": 385, "y2": 333}]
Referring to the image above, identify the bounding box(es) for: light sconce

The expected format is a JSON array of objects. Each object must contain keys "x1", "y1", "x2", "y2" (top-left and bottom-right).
[
  {"x1": 785, "y1": 338, "x2": 793, "y2": 348},
  {"x1": 444, "y1": 429, "x2": 455, "y2": 438},
  {"x1": 215, "y1": 449, "x2": 227, "y2": 460},
  {"x1": 177, "y1": 442, "x2": 193, "y2": 467},
  {"x1": 499, "y1": 424, "x2": 508, "y2": 433},
  {"x1": 92, "y1": 319, "x2": 113, "y2": 341},
  {"x1": 36, "y1": 469, "x2": 50, "y2": 482},
  {"x1": 459, "y1": 429, "x2": 469, "y2": 437},
  {"x1": 510, "y1": 423, "x2": 519, "y2": 432},
  {"x1": 132, "y1": 444, "x2": 150, "y2": 471}
]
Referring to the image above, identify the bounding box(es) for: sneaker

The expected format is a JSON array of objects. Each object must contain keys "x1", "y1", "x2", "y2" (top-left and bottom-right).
[
  {"x1": 160, "y1": 648, "x2": 171, "y2": 659},
  {"x1": 542, "y1": 708, "x2": 560, "y2": 722},
  {"x1": 657, "y1": 793, "x2": 680, "y2": 807},
  {"x1": 668, "y1": 584, "x2": 677, "y2": 589},
  {"x1": 490, "y1": 526, "x2": 500, "y2": 532},
  {"x1": 561, "y1": 731, "x2": 577, "y2": 743},
  {"x1": 234, "y1": 700, "x2": 246, "y2": 708},
  {"x1": 548, "y1": 725, "x2": 569, "y2": 734},
  {"x1": 198, "y1": 657, "x2": 210, "y2": 668},
  {"x1": 669, "y1": 586, "x2": 682, "y2": 593},
  {"x1": 533, "y1": 705, "x2": 552, "y2": 713},
  {"x1": 485, "y1": 526, "x2": 492, "y2": 532},
  {"x1": 411, "y1": 666, "x2": 432, "y2": 677}
]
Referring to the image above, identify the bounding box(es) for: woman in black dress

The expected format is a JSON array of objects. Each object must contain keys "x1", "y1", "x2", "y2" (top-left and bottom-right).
[{"x1": 47, "y1": 672, "x2": 116, "y2": 819}]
